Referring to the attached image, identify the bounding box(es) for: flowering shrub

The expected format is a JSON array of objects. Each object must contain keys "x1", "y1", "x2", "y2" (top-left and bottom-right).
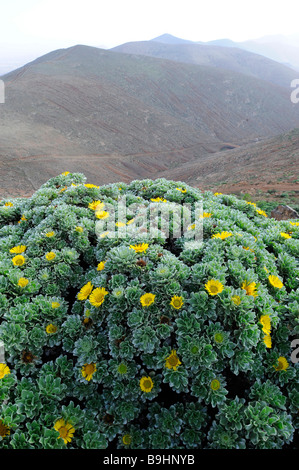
[{"x1": 0, "y1": 172, "x2": 298, "y2": 449}]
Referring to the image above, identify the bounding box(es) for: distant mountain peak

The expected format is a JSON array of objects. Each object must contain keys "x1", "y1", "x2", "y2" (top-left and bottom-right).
[{"x1": 150, "y1": 34, "x2": 195, "y2": 44}]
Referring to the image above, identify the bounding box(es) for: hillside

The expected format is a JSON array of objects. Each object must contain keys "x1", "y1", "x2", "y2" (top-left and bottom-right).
[
  {"x1": 157, "y1": 129, "x2": 299, "y2": 203},
  {"x1": 1, "y1": 44, "x2": 299, "y2": 199},
  {"x1": 112, "y1": 40, "x2": 298, "y2": 88}
]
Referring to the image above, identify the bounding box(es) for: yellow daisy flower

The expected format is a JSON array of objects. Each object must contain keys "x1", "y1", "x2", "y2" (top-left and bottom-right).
[
  {"x1": 268, "y1": 275, "x2": 283, "y2": 289},
  {"x1": 84, "y1": 183, "x2": 99, "y2": 189},
  {"x1": 212, "y1": 231, "x2": 232, "y2": 240},
  {"x1": 0, "y1": 363, "x2": 10, "y2": 379},
  {"x1": 46, "y1": 324, "x2": 58, "y2": 334},
  {"x1": 260, "y1": 315, "x2": 271, "y2": 335},
  {"x1": 205, "y1": 279, "x2": 224, "y2": 296},
  {"x1": 45, "y1": 252, "x2": 56, "y2": 261},
  {"x1": 199, "y1": 212, "x2": 212, "y2": 218},
  {"x1": 10, "y1": 245, "x2": 27, "y2": 254},
  {"x1": 241, "y1": 280, "x2": 258, "y2": 297},
  {"x1": 263, "y1": 335, "x2": 272, "y2": 348},
  {"x1": 290, "y1": 221, "x2": 299, "y2": 226},
  {"x1": 122, "y1": 434, "x2": 132, "y2": 446},
  {"x1": 95, "y1": 210, "x2": 109, "y2": 220},
  {"x1": 0, "y1": 420, "x2": 10, "y2": 438},
  {"x1": 18, "y1": 277, "x2": 29, "y2": 288},
  {"x1": 45, "y1": 231, "x2": 55, "y2": 237},
  {"x1": 12, "y1": 255, "x2": 26, "y2": 266},
  {"x1": 81, "y1": 363, "x2": 97, "y2": 381},
  {"x1": 170, "y1": 296, "x2": 184, "y2": 309},
  {"x1": 256, "y1": 209, "x2": 268, "y2": 217},
  {"x1": 75, "y1": 226, "x2": 84, "y2": 233},
  {"x1": 51, "y1": 302, "x2": 60, "y2": 309},
  {"x1": 89, "y1": 287, "x2": 108, "y2": 307},
  {"x1": 53, "y1": 419, "x2": 75, "y2": 444},
  {"x1": 139, "y1": 376, "x2": 154, "y2": 393},
  {"x1": 97, "y1": 261, "x2": 106, "y2": 271},
  {"x1": 140, "y1": 293, "x2": 155, "y2": 307},
  {"x1": 151, "y1": 197, "x2": 167, "y2": 202},
  {"x1": 273, "y1": 356, "x2": 289, "y2": 371},
  {"x1": 210, "y1": 379, "x2": 221, "y2": 391},
  {"x1": 231, "y1": 295, "x2": 241, "y2": 306},
  {"x1": 77, "y1": 281, "x2": 94, "y2": 301},
  {"x1": 165, "y1": 350, "x2": 182, "y2": 370},
  {"x1": 129, "y1": 243, "x2": 149, "y2": 254},
  {"x1": 61, "y1": 171, "x2": 70, "y2": 176},
  {"x1": 88, "y1": 200, "x2": 104, "y2": 211},
  {"x1": 280, "y1": 232, "x2": 291, "y2": 239}
]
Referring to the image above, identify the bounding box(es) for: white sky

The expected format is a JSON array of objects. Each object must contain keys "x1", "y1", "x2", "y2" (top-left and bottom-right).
[{"x1": 1, "y1": 0, "x2": 299, "y2": 65}]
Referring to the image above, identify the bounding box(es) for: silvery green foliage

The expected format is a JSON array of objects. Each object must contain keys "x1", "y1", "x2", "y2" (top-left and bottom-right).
[{"x1": 0, "y1": 172, "x2": 298, "y2": 449}]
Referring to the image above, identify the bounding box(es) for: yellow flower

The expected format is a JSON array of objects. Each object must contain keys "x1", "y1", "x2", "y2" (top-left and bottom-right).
[
  {"x1": 45, "y1": 231, "x2": 55, "y2": 237},
  {"x1": 127, "y1": 218, "x2": 135, "y2": 225},
  {"x1": 61, "y1": 171, "x2": 70, "y2": 176},
  {"x1": 0, "y1": 419, "x2": 10, "y2": 438},
  {"x1": 256, "y1": 209, "x2": 268, "y2": 217},
  {"x1": 100, "y1": 231, "x2": 110, "y2": 238},
  {"x1": 18, "y1": 277, "x2": 29, "y2": 288},
  {"x1": 176, "y1": 188, "x2": 187, "y2": 193},
  {"x1": 187, "y1": 223, "x2": 196, "y2": 231},
  {"x1": 212, "y1": 231, "x2": 232, "y2": 240},
  {"x1": 210, "y1": 379, "x2": 221, "y2": 391},
  {"x1": 205, "y1": 279, "x2": 224, "y2": 296},
  {"x1": 129, "y1": 243, "x2": 149, "y2": 254},
  {"x1": 280, "y1": 232, "x2": 291, "y2": 239},
  {"x1": 241, "y1": 280, "x2": 258, "y2": 297},
  {"x1": 84, "y1": 183, "x2": 99, "y2": 189},
  {"x1": 81, "y1": 363, "x2": 97, "y2": 381},
  {"x1": 260, "y1": 315, "x2": 271, "y2": 335},
  {"x1": 122, "y1": 434, "x2": 132, "y2": 446},
  {"x1": 97, "y1": 261, "x2": 106, "y2": 271},
  {"x1": 214, "y1": 193, "x2": 222, "y2": 196},
  {"x1": 246, "y1": 201, "x2": 256, "y2": 207},
  {"x1": 77, "y1": 281, "x2": 94, "y2": 301},
  {"x1": 151, "y1": 197, "x2": 167, "y2": 202},
  {"x1": 139, "y1": 376, "x2": 154, "y2": 393},
  {"x1": 199, "y1": 212, "x2": 212, "y2": 218},
  {"x1": 10, "y1": 245, "x2": 27, "y2": 254},
  {"x1": 88, "y1": 200, "x2": 104, "y2": 211},
  {"x1": 290, "y1": 221, "x2": 299, "y2": 226},
  {"x1": 231, "y1": 295, "x2": 241, "y2": 306},
  {"x1": 45, "y1": 252, "x2": 56, "y2": 261},
  {"x1": 51, "y1": 302, "x2": 60, "y2": 309},
  {"x1": 18, "y1": 215, "x2": 27, "y2": 223},
  {"x1": 46, "y1": 324, "x2": 58, "y2": 334},
  {"x1": 12, "y1": 255, "x2": 26, "y2": 266},
  {"x1": 140, "y1": 293, "x2": 155, "y2": 307},
  {"x1": 75, "y1": 226, "x2": 84, "y2": 233},
  {"x1": 115, "y1": 221, "x2": 126, "y2": 227},
  {"x1": 0, "y1": 363, "x2": 10, "y2": 379},
  {"x1": 95, "y1": 210, "x2": 109, "y2": 220},
  {"x1": 273, "y1": 356, "x2": 289, "y2": 371},
  {"x1": 263, "y1": 335, "x2": 272, "y2": 348},
  {"x1": 4, "y1": 202, "x2": 13, "y2": 207},
  {"x1": 268, "y1": 275, "x2": 283, "y2": 289},
  {"x1": 170, "y1": 295, "x2": 184, "y2": 309},
  {"x1": 53, "y1": 419, "x2": 75, "y2": 444},
  {"x1": 89, "y1": 287, "x2": 108, "y2": 307},
  {"x1": 165, "y1": 350, "x2": 182, "y2": 370}
]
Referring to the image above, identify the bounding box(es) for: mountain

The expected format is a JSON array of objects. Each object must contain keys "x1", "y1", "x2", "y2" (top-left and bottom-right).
[
  {"x1": 150, "y1": 33, "x2": 299, "y2": 72},
  {"x1": 157, "y1": 128, "x2": 299, "y2": 198},
  {"x1": 1, "y1": 44, "x2": 299, "y2": 198},
  {"x1": 112, "y1": 40, "x2": 298, "y2": 88},
  {"x1": 151, "y1": 34, "x2": 196, "y2": 45}
]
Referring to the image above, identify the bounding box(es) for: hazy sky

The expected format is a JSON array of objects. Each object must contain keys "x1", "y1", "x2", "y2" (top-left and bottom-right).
[{"x1": 1, "y1": 0, "x2": 299, "y2": 66}]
